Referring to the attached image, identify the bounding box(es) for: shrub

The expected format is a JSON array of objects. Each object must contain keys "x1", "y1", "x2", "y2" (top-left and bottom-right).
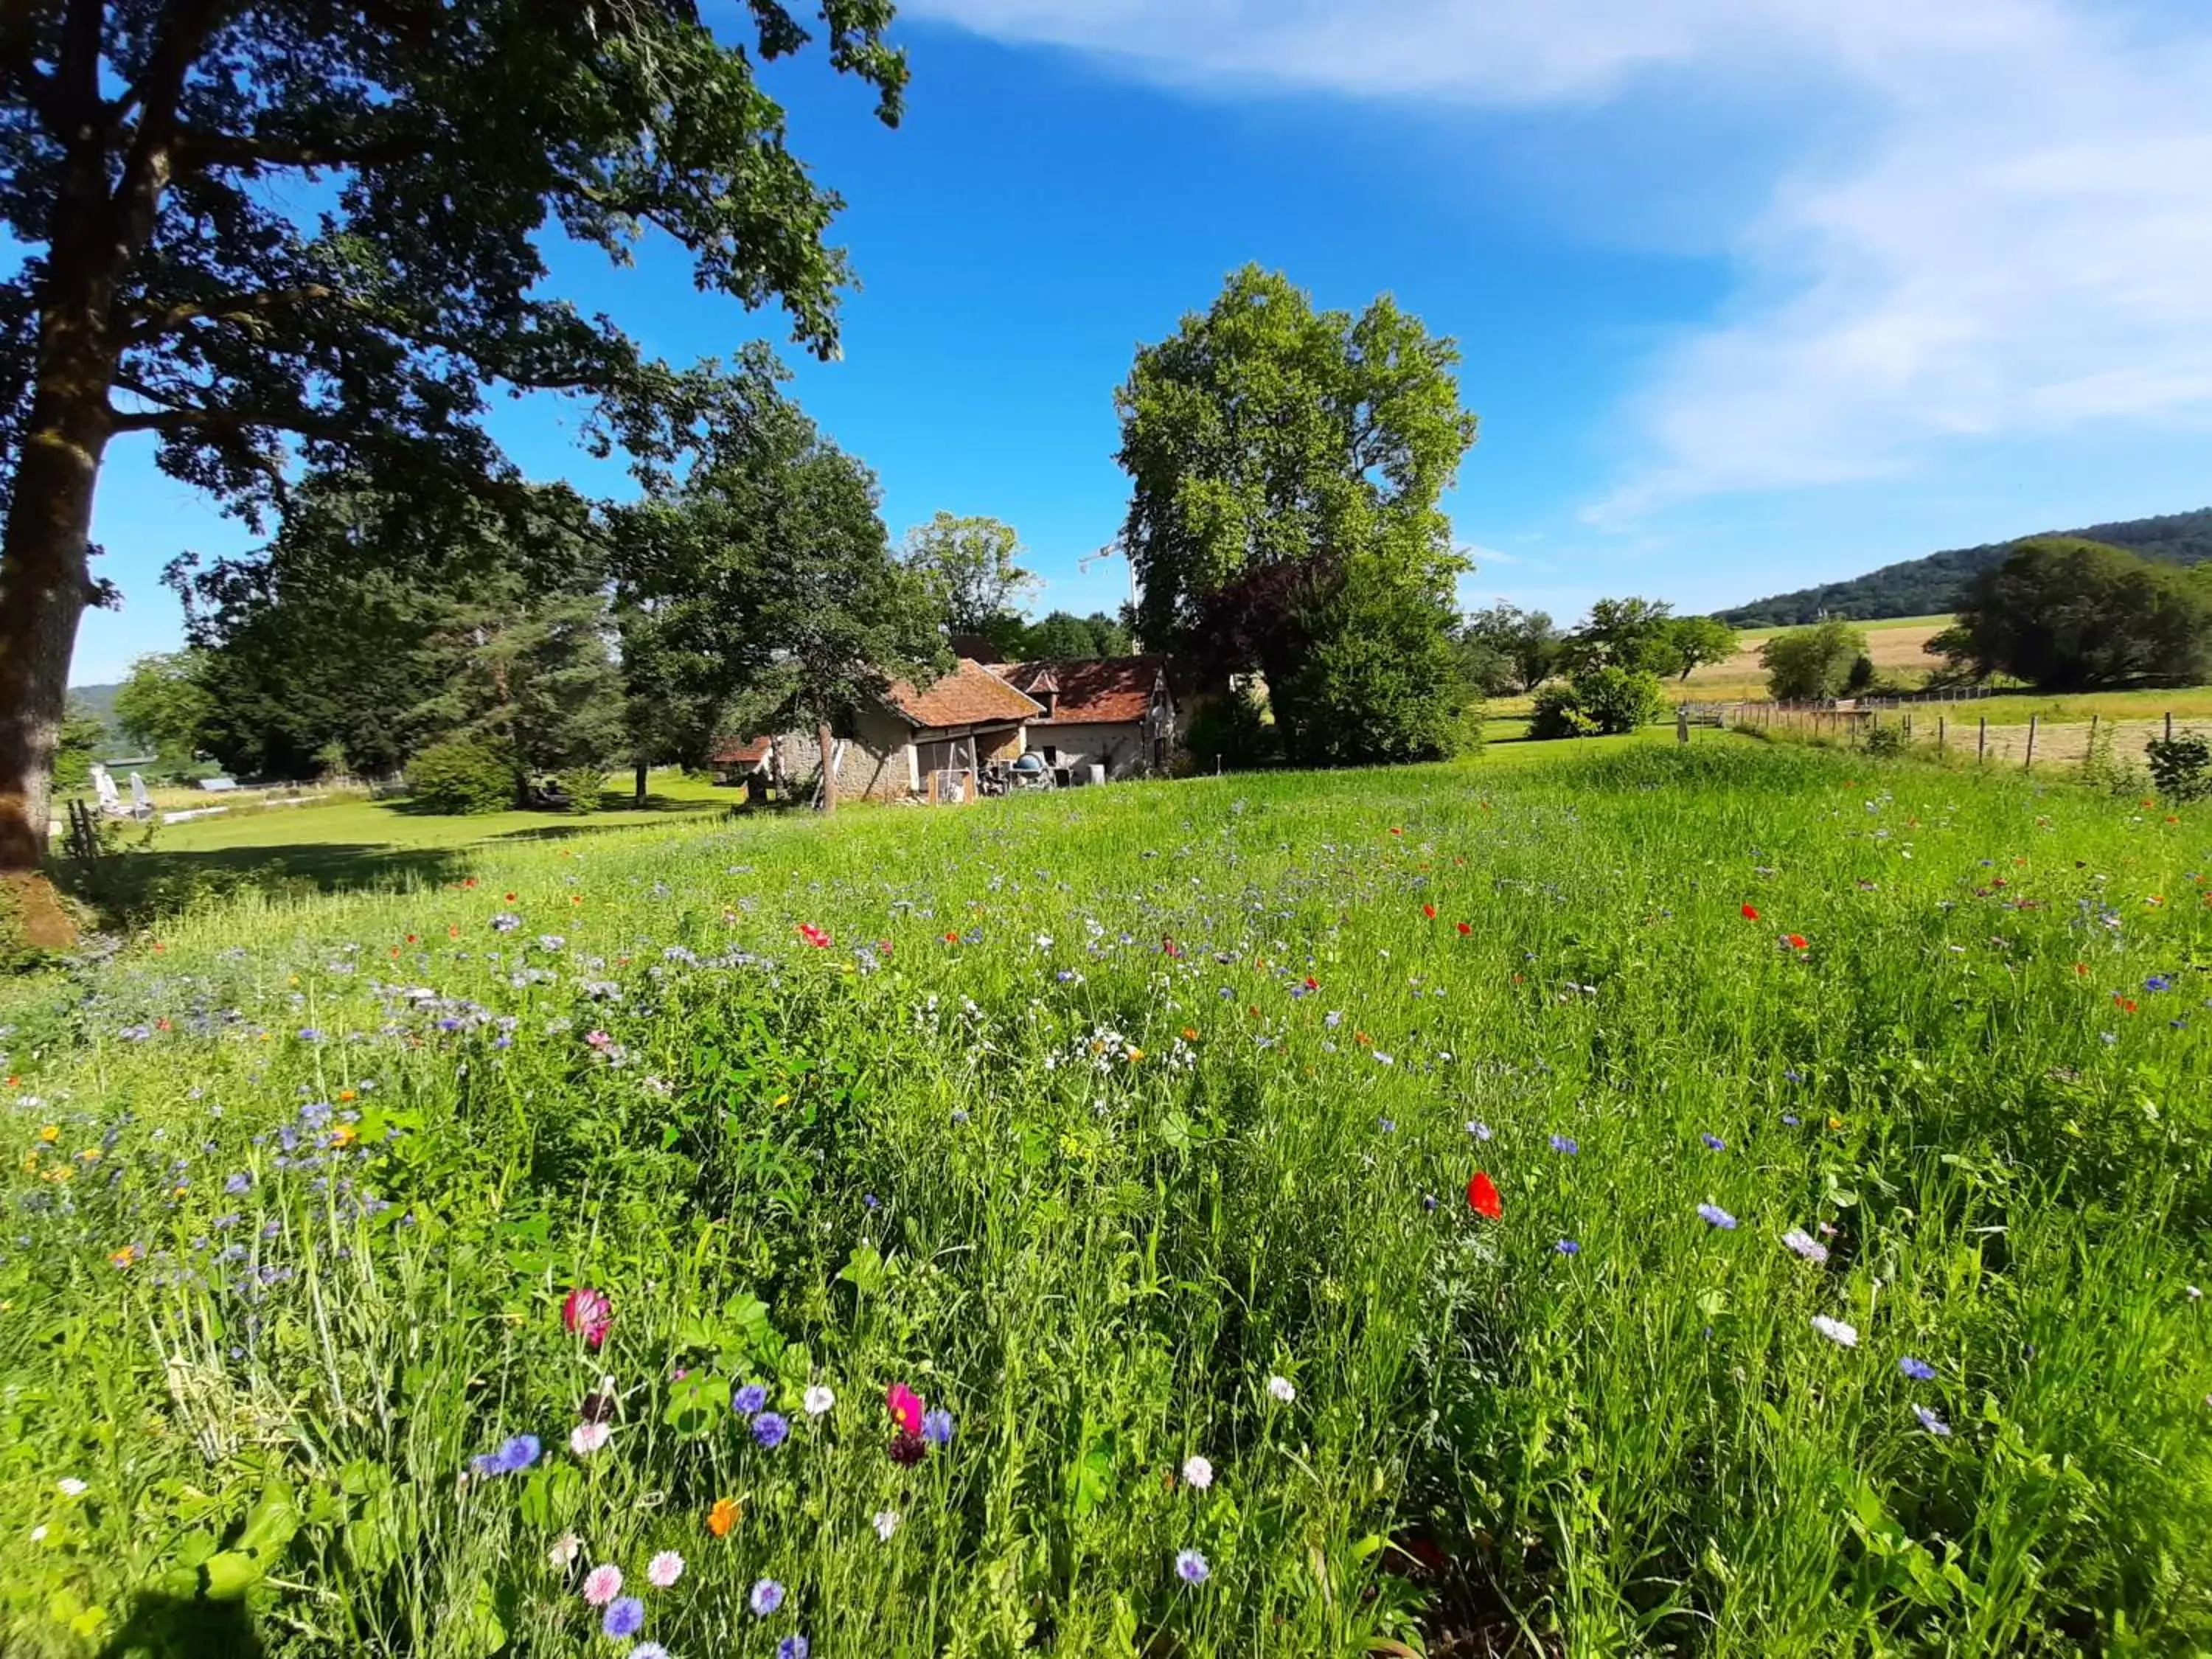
[
  {"x1": 1183, "y1": 684, "x2": 1281, "y2": 771},
  {"x1": 408, "y1": 738, "x2": 518, "y2": 815},
  {"x1": 1863, "y1": 723, "x2": 1907, "y2": 757},
  {"x1": 2146, "y1": 733, "x2": 2212, "y2": 803},
  {"x1": 557, "y1": 765, "x2": 610, "y2": 813},
  {"x1": 1276, "y1": 554, "x2": 1475, "y2": 767},
  {"x1": 1528, "y1": 682, "x2": 1596, "y2": 740},
  {"x1": 1571, "y1": 666, "x2": 1667, "y2": 734}
]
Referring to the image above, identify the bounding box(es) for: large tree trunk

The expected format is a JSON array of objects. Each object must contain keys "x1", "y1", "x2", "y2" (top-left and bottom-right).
[
  {"x1": 816, "y1": 720, "x2": 836, "y2": 815},
  {"x1": 633, "y1": 759, "x2": 649, "y2": 804},
  {"x1": 0, "y1": 297, "x2": 113, "y2": 946}
]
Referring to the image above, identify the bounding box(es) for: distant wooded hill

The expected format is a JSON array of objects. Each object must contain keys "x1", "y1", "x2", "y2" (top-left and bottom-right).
[
  {"x1": 1719, "y1": 507, "x2": 2212, "y2": 627},
  {"x1": 69, "y1": 681, "x2": 121, "y2": 720}
]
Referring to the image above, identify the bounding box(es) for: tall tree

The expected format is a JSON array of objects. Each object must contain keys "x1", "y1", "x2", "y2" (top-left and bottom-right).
[
  {"x1": 1461, "y1": 602, "x2": 1561, "y2": 694},
  {"x1": 613, "y1": 380, "x2": 945, "y2": 813},
  {"x1": 1938, "y1": 538, "x2": 2212, "y2": 689},
  {"x1": 1666, "y1": 615, "x2": 1739, "y2": 681},
  {"x1": 111, "y1": 648, "x2": 212, "y2": 771},
  {"x1": 0, "y1": 0, "x2": 905, "y2": 931},
  {"x1": 1761, "y1": 619, "x2": 1868, "y2": 701},
  {"x1": 1562, "y1": 597, "x2": 1680, "y2": 676},
  {"x1": 902, "y1": 512, "x2": 1035, "y2": 635},
  {"x1": 1116, "y1": 265, "x2": 1477, "y2": 758}
]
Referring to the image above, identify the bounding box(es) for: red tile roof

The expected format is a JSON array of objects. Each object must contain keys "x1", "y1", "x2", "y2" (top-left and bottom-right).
[
  {"x1": 1006, "y1": 656, "x2": 1168, "y2": 726},
  {"x1": 886, "y1": 658, "x2": 1042, "y2": 729},
  {"x1": 710, "y1": 737, "x2": 771, "y2": 767}
]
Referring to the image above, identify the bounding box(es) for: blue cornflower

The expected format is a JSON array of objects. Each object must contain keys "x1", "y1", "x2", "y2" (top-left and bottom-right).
[
  {"x1": 2146, "y1": 975, "x2": 2174, "y2": 992},
  {"x1": 1912, "y1": 1404, "x2": 1952, "y2": 1437},
  {"x1": 1548, "y1": 1135, "x2": 1578, "y2": 1155},
  {"x1": 1467, "y1": 1120, "x2": 1492, "y2": 1141},
  {"x1": 749, "y1": 1579, "x2": 785, "y2": 1617},
  {"x1": 1554, "y1": 1238, "x2": 1581, "y2": 1256},
  {"x1": 471, "y1": 1433, "x2": 540, "y2": 1477},
  {"x1": 1898, "y1": 1356, "x2": 1935, "y2": 1381},
  {"x1": 602, "y1": 1597, "x2": 645, "y2": 1638},
  {"x1": 863, "y1": 1194, "x2": 880, "y2": 1211},
  {"x1": 1176, "y1": 1548, "x2": 1211, "y2": 1584},
  {"x1": 778, "y1": 1639, "x2": 810, "y2": 1659},
  {"x1": 1783, "y1": 1069, "x2": 1804, "y2": 1084},
  {"x1": 223, "y1": 1171, "x2": 251, "y2": 1195},
  {"x1": 922, "y1": 1408, "x2": 955, "y2": 1447},
  {"x1": 753, "y1": 1411, "x2": 790, "y2": 1449},
  {"x1": 1377, "y1": 1117, "x2": 1396, "y2": 1135},
  {"x1": 1422, "y1": 1194, "x2": 1439, "y2": 1212},
  {"x1": 1697, "y1": 1203, "x2": 1738, "y2": 1230},
  {"x1": 1781, "y1": 1113, "x2": 1801, "y2": 1127},
  {"x1": 296, "y1": 1028, "x2": 322, "y2": 1043},
  {"x1": 1700, "y1": 1133, "x2": 1726, "y2": 1152},
  {"x1": 733, "y1": 1383, "x2": 769, "y2": 1416}
]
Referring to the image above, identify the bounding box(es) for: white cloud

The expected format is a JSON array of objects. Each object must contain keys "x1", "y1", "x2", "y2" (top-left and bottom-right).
[{"x1": 911, "y1": 0, "x2": 2212, "y2": 515}]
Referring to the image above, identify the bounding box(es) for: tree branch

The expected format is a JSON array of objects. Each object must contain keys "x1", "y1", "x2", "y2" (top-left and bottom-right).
[
  {"x1": 125, "y1": 284, "x2": 337, "y2": 342},
  {"x1": 171, "y1": 128, "x2": 425, "y2": 174},
  {"x1": 0, "y1": 18, "x2": 72, "y2": 138}
]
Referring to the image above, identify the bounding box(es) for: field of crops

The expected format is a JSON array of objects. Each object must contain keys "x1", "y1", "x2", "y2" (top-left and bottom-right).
[{"x1": 5, "y1": 740, "x2": 2210, "y2": 1658}]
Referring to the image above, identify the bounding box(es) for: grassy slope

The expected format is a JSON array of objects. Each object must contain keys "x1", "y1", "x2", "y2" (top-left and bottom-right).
[{"x1": 4, "y1": 737, "x2": 2209, "y2": 1656}]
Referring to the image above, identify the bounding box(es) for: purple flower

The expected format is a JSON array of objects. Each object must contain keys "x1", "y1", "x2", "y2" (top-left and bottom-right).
[
  {"x1": 921, "y1": 1408, "x2": 954, "y2": 1447},
  {"x1": 1554, "y1": 1238, "x2": 1580, "y2": 1256},
  {"x1": 1912, "y1": 1404, "x2": 1952, "y2": 1437},
  {"x1": 1899, "y1": 1356, "x2": 1935, "y2": 1381},
  {"x1": 1467, "y1": 1120, "x2": 1492, "y2": 1141},
  {"x1": 470, "y1": 1433, "x2": 540, "y2": 1477},
  {"x1": 1175, "y1": 1548, "x2": 1211, "y2": 1584},
  {"x1": 778, "y1": 1640, "x2": 811, "y2": 1659},
  {"x1": 223, "y1": 1171, "x2": 252, "y2": 1195},
  {"x1": 1696, "y1": 1203, "x2": 1738, "y2": 1230},
  {"x1": 602, "y1": 1596, "x2": 645, "y2": 1638},
  {"x1": 1781, "y1": 1228, "x2": 1829, "y2": 1263},
  {"x1": 749, "y1": 1579, "x2": 785, "y2": 1617},
  {"x1": 753, "y1": 1411, "x2": 790, "y2": 1449},
  {"x1": 1377, "y1": 1117, "x2": 1396, "y2": 1135},
  {"x1": 733, "y1": 1383, "x2": 768, "y2": 1416},
  {"x1": 1548, "y1": 1135, "x2": 1578, "y2": 1155},
  {"x1": 2146, "y1": 975, "x2": 2173, "y2": 992},
  {"x1": 1781, "y1": 1113, "x2": 1801, "y2": 1127},
  {"x1": 1700, "y1": 1133, "x2": 1726, "y2": 1152},
  {"x1": 491, "y1": 914, "x2": 522, "y2": 933}
]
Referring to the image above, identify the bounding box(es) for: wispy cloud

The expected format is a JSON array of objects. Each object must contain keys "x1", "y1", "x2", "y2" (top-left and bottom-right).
[{"x1": 910, "y1": 0, "x2": 2212, "y2": 517}]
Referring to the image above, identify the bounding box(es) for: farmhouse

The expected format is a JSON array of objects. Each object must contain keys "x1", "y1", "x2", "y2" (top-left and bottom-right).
[
  {"x1": 1001, "y1": 655, "x2": 1177, "y2": 781},
  {"x1": 722, "y1": 658, "x2": 1045, "y2": 804}
]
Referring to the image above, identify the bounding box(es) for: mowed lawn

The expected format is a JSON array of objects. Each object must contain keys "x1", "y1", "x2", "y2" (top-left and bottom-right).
[{"x1": 5, "y1": 735, "x2": 2210, "y2": 1658}]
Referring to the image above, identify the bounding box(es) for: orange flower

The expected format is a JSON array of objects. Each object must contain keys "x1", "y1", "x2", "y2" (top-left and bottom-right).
[
  {"x1": 1354, "y1": 1030, "x2": 1371, "y2": 1046},
  {"x1": 1422, "y1": 904, "x2": 1436, "y2": 920},
  {"x1": 707, "y1": 1497, "x2": 739, "y2": 1537},
  {"x1": 1180, "y1": 1027, "x2": 1199, "y2": 1042}
]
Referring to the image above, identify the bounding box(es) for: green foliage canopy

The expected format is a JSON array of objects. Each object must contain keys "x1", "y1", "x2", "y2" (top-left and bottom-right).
[
  {"x1": 1938, "y1": 538, "x2": 2212, "y2": 690},
  {"x1": 1761, "y1": 619, "x2": 1869, "y2": 701}
]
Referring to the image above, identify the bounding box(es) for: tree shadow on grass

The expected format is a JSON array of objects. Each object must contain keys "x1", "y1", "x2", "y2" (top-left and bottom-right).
[
  {"x1": 97, "y1": 1591, "x2": 267, "y2": 1659},
  {"x1": 57, "y1": 843, "x2": 473, "y2": 930}
]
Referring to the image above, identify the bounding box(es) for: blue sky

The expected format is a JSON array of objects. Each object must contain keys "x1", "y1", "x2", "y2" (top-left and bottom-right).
[{"x1": 70, "y1": 0, "x2": 2212, "y2": 683}]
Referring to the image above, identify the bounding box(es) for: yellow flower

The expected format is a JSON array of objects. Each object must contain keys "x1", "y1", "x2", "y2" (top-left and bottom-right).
[
  {"x1": 77, "y1": 1148, "x2": 100, "y2": 1161},
  {"x1": 38, "y1": 1124, "x2": 58, "y2": 1144},
  {"x1": 110, "y1": 1245, "x2": 136, "y2": 1267},
  {"x1": 1124, "y1": 1048, "x2": 1144, "y2": 1064},
  {"x1": 19, "y1": 1151, "x2": 36, "y2": 1173},
  {"x1": 330, "y1": 1123, "x2": 358, "y2": 1147},
  {"x1": 772, "y1": 1094, "x2": 790, "y2": 1108}
]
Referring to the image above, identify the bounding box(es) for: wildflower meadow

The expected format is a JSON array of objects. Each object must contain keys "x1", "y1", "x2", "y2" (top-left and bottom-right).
[{"x1": 4, "y1": 740, "x2": 2209, "y2": 1657}]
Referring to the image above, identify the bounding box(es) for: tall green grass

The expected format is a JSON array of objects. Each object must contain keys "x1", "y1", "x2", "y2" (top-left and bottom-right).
[{"x1": 3, "y1": 739, "x2": 2208, "y2": 1656}]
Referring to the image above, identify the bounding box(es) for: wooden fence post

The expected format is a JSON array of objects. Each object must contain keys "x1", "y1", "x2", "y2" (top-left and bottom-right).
[
  {"x1": 1938, "y1": 714, "x2": 1947, "y2": 752},
  {"x1": 2166, "y1": 711, "x2": 2174, "y2": 742},
  {"x1": 2024, "y1": 713, "x2": 2037, "y2": 771},
  {"x1": 1978, "y1": 717, "x2": 1987, "y2": 763},
  {"x1": 2087, "y1": 712, "x2": 2099, "y2": 768}
]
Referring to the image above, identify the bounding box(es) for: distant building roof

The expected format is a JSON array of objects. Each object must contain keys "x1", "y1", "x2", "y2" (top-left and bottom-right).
[
  {"x1": 709, "y1": 737, "x2": 772, "y2": 768},
  {"x1": 1005, "y1": 656, "x2": 1169, "y2": 726},
  {"x1": 887, "y1": 658, "x2": 1043, "y2": 728}
]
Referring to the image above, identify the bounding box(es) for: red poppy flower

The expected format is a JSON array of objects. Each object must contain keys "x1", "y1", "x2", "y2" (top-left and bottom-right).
[
  {"x1": 1741, "y1": 903, "x2": 1760, "y2": 921},
  {"x1": 1422, "y1": 904, "x2": 1436, "y2": 920},
  {"x1": 945, "y1": 931, "x2": 959, "y2": 943},
  {"x1": 1784, "y1": 933, "x2": 1809, "y2": 951},
  {"x1": 2115, "y1": 994, "x2": 2138, "y2": 1012},
  {"x1": 1161, "y1": 936, "x2": 1183, "y2": 958},
  {"x1": 1467, "y1": 1172, "x2": 1502, "y2": 1220},
  {"x1": 1455, "y1": 921, "x2": 1471, "y2": 936},
  {"x1": 799, "y1": 922, "x2": 831, "y2": 948},
  {"x1": 1303, "y1": 976, "x2": 1318, "y2": 991}
]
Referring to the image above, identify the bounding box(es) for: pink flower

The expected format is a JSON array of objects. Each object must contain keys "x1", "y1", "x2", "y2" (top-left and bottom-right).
[
  {"x1": 647, "y1": 1550, "x2": 685, "y2": 1587},
  {"x1": 569, "y1": 1422, "x2": 611, "y2": 1455},
  {"x1": 886, "y1": 1381, "x2": 924, "y2": 1436},
  {"x1": 585, "y1": 1029, "x2": 612, "y2": 1048},
  {"x1": 563, "y1": 1287, "x2": 613, "y2": 1349},
  {"x1": 582, "y1": 1563, "x2": 623, "y2": 1607}
]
